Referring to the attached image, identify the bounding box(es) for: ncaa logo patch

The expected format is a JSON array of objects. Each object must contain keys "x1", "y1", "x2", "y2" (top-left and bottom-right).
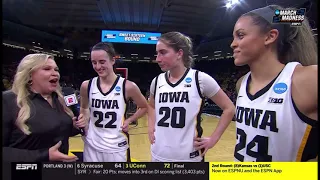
[
  {"x1": 185, "y1": 77, "x2": 192, "y2": 83},
  {"x1": 273, "y1": 83, "x2": 287, "y2": 94},
  {"x1": 115, "y1": 86, "x2": 121, "y2": 92}
]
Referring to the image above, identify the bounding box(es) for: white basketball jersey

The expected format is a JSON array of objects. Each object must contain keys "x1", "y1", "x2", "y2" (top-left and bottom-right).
[
  {"x1": 85, "y1": 76, "x2": 129, "y2": 153},
  {"x1": 235, "y1": 62, "x2": 318, "y2": 162},
  {"x1": 151, "y1": 68, "x2": 205, "y2": 162}
]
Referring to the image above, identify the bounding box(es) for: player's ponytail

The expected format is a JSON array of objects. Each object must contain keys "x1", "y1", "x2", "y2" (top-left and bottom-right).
[
  {"x1": 242, "y1": 5, "x2": 317, "y2": 66},
  {"x1": 159, "y1": 32, "x2": 194, "y2": 68},
  {"x1": 281, "y1": 14, "x2": 317, "y2": 65}
]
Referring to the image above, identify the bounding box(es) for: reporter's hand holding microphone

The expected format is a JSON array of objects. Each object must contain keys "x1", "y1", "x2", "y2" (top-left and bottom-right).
[
  {"x1": 73, "y1": 114, "x2": 88, "y2": 134},
  {"x1": 63, "y1": 87, "x2": 86, "y2": 136},
  {"x1": 51, "y1": 86, "x2": 87, "y2": 162}
]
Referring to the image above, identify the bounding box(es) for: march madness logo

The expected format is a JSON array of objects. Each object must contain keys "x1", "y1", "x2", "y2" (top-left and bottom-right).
[{"x1": 273, "y1": 8, "x2": 306, "y2": 26}]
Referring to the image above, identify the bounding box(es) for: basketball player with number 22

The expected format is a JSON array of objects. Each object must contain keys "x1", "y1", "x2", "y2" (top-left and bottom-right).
[{"x1": 75, "y1": 42, "x2": 149, "y2": 162}]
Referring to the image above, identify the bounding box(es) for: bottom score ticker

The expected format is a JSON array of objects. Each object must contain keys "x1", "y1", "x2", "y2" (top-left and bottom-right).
[
  {"x1": 9, "y1": 162, "x2": 317, "y2": 180},
  {"x1": 11, "y1": 162, "x2": 209, "y2": 180}
]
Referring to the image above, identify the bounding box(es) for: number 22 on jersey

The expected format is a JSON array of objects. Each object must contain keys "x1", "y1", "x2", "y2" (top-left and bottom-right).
[{"x1": 93, "y1": 111, "x2": 118, "y2": 128}]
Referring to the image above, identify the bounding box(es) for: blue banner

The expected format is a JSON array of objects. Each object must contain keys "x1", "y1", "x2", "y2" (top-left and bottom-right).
[{"x1": 101, "y1": 30, "x2": 161, "y2": 44}]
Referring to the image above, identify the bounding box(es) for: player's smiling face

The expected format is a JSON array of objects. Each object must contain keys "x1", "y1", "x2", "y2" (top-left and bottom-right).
[
  {"x1": 155, "y1": 40, "x2": 181, "y2": 72},
  {"x1": 230, "y1": 16, "x2": 270, "y2": 66},
  {"x1": 91, "y1": 50, "x2": 115, "y2": 77}
]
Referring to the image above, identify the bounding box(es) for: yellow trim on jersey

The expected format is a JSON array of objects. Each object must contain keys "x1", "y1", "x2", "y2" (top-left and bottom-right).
[
  {"x1": 194, "y1": 99, "x2": 203, "y2": 137},
  {"x1": 194, "y1": 118, "x2": 198, "y2": 137},
  {"x1": 121, "y1": 104, "x2": 129, "y2": 143},
  {"x1": 121, "y1": 104, "x2": 127, "y2": 125},
  {"x1": 295, "y1": 124, "x2": 312, "y2": 161},
  {"x1": 194, "y1": 99, "x2": 203, "y2": 156},
  {"x1": 126, "y1": 148, "x2": 132, "y2": 162},
  {"x1": 121, "y1": 132, "x2": 129, "y2": 142}
]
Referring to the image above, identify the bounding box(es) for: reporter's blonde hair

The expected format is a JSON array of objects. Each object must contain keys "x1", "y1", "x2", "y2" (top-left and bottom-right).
[{"x1": 11, "y1": 54, "x2": 74, "y2": 135}]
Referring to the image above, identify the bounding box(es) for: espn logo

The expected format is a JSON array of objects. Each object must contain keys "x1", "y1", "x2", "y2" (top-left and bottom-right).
[
  {"x1": 64, "y1": 94, "x2": 78, "y2": 106},
  {"x1": 16, "y1": 164, "x2": 37, "y2": 170}
]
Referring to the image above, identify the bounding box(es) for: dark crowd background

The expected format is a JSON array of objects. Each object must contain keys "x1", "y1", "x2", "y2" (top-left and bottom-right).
[
  {"x1": 2, "y1": 45, "x2": 249, "y2": 116},
  {"x1": 2, "y1": 0, "x2": 317, "y2": 117}
]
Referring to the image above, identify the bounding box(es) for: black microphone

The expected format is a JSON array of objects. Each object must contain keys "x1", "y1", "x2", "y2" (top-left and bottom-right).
[{"x1": 62, "y1": 87, "x2": 85, "y2": 136}]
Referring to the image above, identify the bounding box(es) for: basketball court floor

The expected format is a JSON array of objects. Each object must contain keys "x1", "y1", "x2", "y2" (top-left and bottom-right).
[{"x1": 69, "y1": 114, "x2": 236, "y2": 162}]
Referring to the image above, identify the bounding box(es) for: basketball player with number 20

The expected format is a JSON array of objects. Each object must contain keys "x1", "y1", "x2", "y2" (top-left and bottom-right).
[
  {"x1": 148, "y1": 32, "x2": 235, "y2": 162},
  {"x1": 76, "y1": 42, "x2": 149, "y2": 162}
]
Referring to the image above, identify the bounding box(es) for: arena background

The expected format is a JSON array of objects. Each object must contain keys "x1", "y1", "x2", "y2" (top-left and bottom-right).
[{"x1": 2, "y1": 0, "x2": 317, "y2": 162}]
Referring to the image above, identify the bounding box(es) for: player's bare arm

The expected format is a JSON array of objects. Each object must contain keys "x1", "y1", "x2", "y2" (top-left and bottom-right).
[
  {"x1": 148, "y1": 94, "x2": 156, "y2": 127},
  {"x1": 292, "y1": 65, "x2": 318, "y2": 121},
  {"x1": 292, "y1": 65, "x2": 318, "y2": 162},
  {"x1": 148, "y1": 94, "x2": 156, "y2": 144},
  {"x1": 209, "y1": 89, "x2": 236, "y2": 138},
  {"x1": 125, "y1": 80, "x2": 148, "y2": 124},
  {"x1": 78, "y1": 80, "x2": 91, "y2": 133},
  {"x1": 195, "y1": 89, "x2": 235, "y2": 155}
]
